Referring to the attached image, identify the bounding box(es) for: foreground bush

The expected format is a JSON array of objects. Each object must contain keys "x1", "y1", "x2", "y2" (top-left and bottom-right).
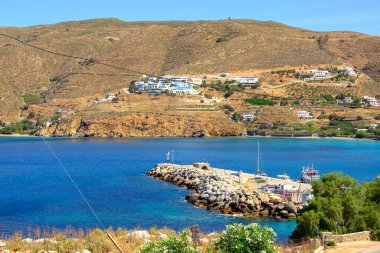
[
  {"x1": 213, "y1": 223, "x2": 277, "y2": 253},
  {"x1": 85, "y1": 229, "x2": 113, "y2": 253},
  {"x1": 139, "y1": 232, "x2": 200, "y2": 253}
]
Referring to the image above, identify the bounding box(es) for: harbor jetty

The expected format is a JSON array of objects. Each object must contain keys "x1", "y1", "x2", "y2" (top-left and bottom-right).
[{"x1": 147, "y1": 163, "x2": 309, "y2": 219}]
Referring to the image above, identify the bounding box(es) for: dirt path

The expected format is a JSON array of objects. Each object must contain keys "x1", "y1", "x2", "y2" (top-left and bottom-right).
[{"x1": 325, "y1": 241, "x2": 380, "y2": 253}]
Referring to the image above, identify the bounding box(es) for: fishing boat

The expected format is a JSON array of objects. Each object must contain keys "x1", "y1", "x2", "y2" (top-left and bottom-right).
[
  {"x1": 299, "y1": 164, "x2": 320, "y2": 184},
  {"x1": 255, "y1": 142, "x2": 267, "y2": 177}
]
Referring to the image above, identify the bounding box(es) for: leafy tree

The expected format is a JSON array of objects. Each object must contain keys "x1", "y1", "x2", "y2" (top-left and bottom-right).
[
  {"x1": 291, "y1": 210, "x2": 319, "y2": 239},
  {"x1": 355, "y1": 131, "x2": 368, "y2": 139},
  {"x1": 129, "y1": 81, "x2": 140, "y2": 93},
  {"x1": 292, "y1": 173, "x2": 380, "y2": 240},
  {"x1": 213, "y1": 223, "x2": 277, "y2": 253}
]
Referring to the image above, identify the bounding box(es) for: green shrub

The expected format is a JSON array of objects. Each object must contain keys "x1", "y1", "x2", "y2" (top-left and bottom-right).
[
  {"x1": 222, "y1": 104, "x2": 235, "y2": 113},
  {"x1": 22, "y1": 94, "x2": 39, "y2": 105},
  {"x1": 231, "y1": 112, "x2": 242, "y2": 122},
  {"x1": 213, "y1": 223, "x2": 277, "y2": 253},
  {"x1": 326, "y1": 241, "x2": 336, "y2": 247},
  {"x1": 224, "y1": 90, "x2": 234, "y2": 98},
  {"x1": 317, "y1": 114, "x2": 328, "y2": 119},
  {"x1": 245, "y1": 98, "x2": 275, "y2": 106},
  {"x1": 50, "y1": 75, "x2": 62, "y2": 82},
  {"x1": 292, "y1": 100, "x2": 300, "y2": 106},
  {"x1": 328, "y1": 114, "x2": 345, "y2": 121},
  {"x1": 216, "y1": 37, "x2": 226, "y2": 43},
  {"x1": 355, "y1": 131, "x2": 368, "y2": 139},
  {"x1": 139, "y1": 232, "x2": 200, "y2": 253}
]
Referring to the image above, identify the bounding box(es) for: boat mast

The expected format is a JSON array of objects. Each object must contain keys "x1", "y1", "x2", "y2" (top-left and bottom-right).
[{"x1": 257, "y1": 142, "x2": 260, "y2": 174}]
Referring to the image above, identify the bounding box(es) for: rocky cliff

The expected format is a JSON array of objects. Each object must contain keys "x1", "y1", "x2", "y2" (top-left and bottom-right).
[{"x1": 39, "y1": 113, "x2": 245, "y2": 137}]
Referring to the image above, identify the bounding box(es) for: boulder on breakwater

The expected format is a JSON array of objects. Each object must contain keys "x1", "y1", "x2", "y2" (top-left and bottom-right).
[{"x1": 147, "y1": 163, "x2": 299, "y2": 219}]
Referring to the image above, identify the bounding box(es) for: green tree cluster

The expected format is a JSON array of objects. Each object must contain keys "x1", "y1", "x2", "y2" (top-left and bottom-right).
[
  {"x1": 0, "y1": 120, "x2": 37, "y2": 135},
  {"x1": 140, "y1": 223, "x2": 277, "y2": 253},
  {"x1": 291, "y1": 173, "x2": 380, "y2": 240}
]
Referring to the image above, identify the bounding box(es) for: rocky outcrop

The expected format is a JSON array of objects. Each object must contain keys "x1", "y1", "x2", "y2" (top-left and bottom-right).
[{"x1": 147, "y1": 163, "x2": 299, "y2": 219}]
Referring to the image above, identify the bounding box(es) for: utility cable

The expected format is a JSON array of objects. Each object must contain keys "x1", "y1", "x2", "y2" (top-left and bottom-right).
[
  {"x1": 0, "y1": 33, "x2": 200, "y2": 85},
  {"x1": 40, "y1": 137, "x2": 125, "y2": 253}
]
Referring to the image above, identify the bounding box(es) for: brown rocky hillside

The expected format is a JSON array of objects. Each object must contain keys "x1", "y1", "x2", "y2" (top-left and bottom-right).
[{"x1": 1, "y1": 18, "x2": 380, "y2": 133}]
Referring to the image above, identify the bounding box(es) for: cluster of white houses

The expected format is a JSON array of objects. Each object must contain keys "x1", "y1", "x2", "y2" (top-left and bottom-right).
[
  {"x1": 134, "y1": 76, "x2": 201, "y2": 95},
  {"x1": 340, "y1": 96, "x2": 379, "y2": 107},
  {"x1": 303, "y1": 67, "x2": 357, "y2": 82},
  {"x1": 133, "y1": 75, "x2": 261, "y2": 95}
]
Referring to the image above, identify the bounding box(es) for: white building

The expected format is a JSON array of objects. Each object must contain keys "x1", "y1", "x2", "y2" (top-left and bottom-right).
[
  {"x1": 363, "y1": 96, "x2": 379, "y2": 106},
  {"x1": 191, "y1": 78, "x2": 203, "y2": 86},
  {"x1": 148, "y1": 77, "x2": 158, "y2": 82},
  {"x1": 297, "y1": 111, "x2": 313, "y2": 119},
  {"x1": 134, "y1": 81, "x2": 147, "y2": 91},
  {"x1": 45, "y1": 120, "x2": 53, "y2": 127},
  {"x1": 105, "y1": 93, "x2": 116, "y2": 100},
  {"x1": 169, "y1": 86, "x2": 200, "y2": 95},
  {"x1": 343, "y1": 67, "x2": 357, "y2": 76},
  {"x1": 343, "y1": 97, "x2": 353, "y2": 104},
  {"x1": 147, "y1": 82, "x2": 160, "y2": 90},
  {"x1": 310, "y1": 70, "x2": 329, "y2": 78},
  {"x1": 161, "y1": 76, "x2": 188, "y2": 85},
  {"x1": 234, "y1": 76, "x2": 259, "y2": 86},
  {"x1": 242, "y1": 114, "x2": 255, "y2": 120}
]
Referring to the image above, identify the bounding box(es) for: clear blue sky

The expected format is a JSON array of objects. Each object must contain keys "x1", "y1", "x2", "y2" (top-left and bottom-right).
[{"x1": 1, "y1": 0, "x2": 380, "y2": 35}]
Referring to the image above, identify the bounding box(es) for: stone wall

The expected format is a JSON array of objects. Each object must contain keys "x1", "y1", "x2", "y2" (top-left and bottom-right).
[{"x1": 322, "y1": 231, "x2": 371, "y2": 243}]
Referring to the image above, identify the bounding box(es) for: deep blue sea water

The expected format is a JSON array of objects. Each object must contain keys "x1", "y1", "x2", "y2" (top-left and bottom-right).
[{"x1": 0, "y1": 136, "x2": 379, "y2": 240}]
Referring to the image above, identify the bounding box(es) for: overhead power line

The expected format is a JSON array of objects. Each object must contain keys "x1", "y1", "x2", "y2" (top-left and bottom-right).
[
  {"x1": 41, "y1": 137, "x2": 125, "y2": 253},
  {"x1": 0, "y1": 33, "x2": 160, "y2": 78},
  {"x1": 0, "y1": 33, "x2": 206, "y2": 86}
]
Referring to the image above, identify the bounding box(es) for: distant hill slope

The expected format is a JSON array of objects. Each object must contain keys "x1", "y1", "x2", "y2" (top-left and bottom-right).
[{"x1": 0, "y1": 18, "x2": 380, "y2": 121}]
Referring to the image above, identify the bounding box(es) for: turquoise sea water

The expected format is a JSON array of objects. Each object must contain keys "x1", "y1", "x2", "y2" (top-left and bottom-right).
[{"x1": 0, "y1": 136, "x2": 379, "y2": 240}]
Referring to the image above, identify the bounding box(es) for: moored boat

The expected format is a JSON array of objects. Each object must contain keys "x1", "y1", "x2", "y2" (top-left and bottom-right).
[
  {"x1": 299, "y1": 164, "x2": 320, "y2": 183},
  {"x1": 255, "y1": 142, "x2": 268, "y2": 176}
]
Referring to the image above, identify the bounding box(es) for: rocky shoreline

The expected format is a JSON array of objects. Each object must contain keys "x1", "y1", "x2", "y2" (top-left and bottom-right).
[{"x1": 147, "y1": 163, "x2": 301, "y2": 219}]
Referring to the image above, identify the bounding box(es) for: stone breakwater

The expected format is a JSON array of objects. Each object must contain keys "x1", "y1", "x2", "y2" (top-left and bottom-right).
[{"x1": 147, "y1": 163, "x2": 300, "y2": 219}]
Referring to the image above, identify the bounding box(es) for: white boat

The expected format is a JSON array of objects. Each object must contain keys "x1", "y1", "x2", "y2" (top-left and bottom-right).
[{"x1": 255, "y1": 142, "x2": 267, "y2": 177}]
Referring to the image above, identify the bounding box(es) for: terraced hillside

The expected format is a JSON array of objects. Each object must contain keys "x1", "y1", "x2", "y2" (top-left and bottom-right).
[{"x1": 0, "y1": 18, "x2": 380, "y2": 135}]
